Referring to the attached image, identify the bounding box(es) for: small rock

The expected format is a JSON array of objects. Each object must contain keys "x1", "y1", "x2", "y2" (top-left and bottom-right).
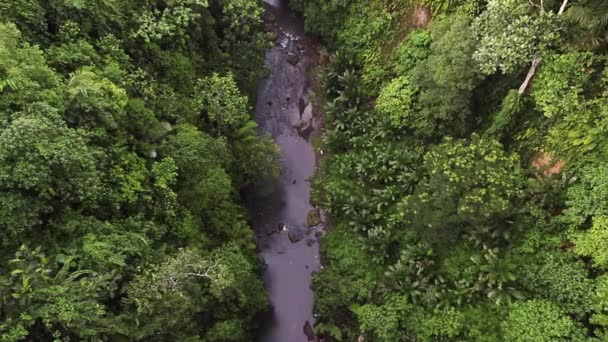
[
  {"x1": 307, "y1": 208, "x2": 322, "y2": 227},
  {"x1": 306, "y1": 239, "x2": 316, "y2": 247},
  {"x1": 286, "y1": 54, "x2": 300, "y2": 65},
  {"x1": 305, "y1": 265, "x2": 309, "y2": 269},
  {"x1": 267, "y1": 101, "x2": 273, "y2": 106},
  {"x1": 293, "y1": 119, "x2": 307, "y2": 130},
  {"x1": 292, "y1": 179, "x2": 297, "y2": 184},
  {"x1": 314, "y1": 231, "x2": 323, "y2": 238},
  {"x1": 288, "y1": 229, "x2": 303, "y2": 243},
  {"x1": 286, "y1": 96, "x2": 291, "y2": 102}
]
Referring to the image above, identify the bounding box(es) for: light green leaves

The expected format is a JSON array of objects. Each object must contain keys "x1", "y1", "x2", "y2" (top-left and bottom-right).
[
  {"x1": 501, "y1": 300, "x2": 584, "y2": 341},
  {"x1": 532, "y1": 52, "x2": 596, "y2": 118},
  {"x1": 473, "y1": 0, "x2": 564, "y2": 75},
  {"x1": 194, "y1": 73, "x2": 250, "y2": 134}
]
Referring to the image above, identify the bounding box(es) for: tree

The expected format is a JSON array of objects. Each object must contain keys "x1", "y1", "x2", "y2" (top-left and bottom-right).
[
  {"x1": 0, "y1": 103, "x2": 100, "y2": 245},
  {"x1": 413, "y1": 14, "x2": 481, "y2": 137},
  {"x1": 409, "y1": 135, "x2": 523, "y2": 239},
  {"x1": 473, "y1": 0, "x2": 564, "y2": 75},
  {"x1": 573, "y1": 216, "x2": 608, "y2": 269},
  {"x1": 375, "y1": 76, "x2": 421, "y2": 131},
  {"x1": 64, "y1": 67, "x2": 128, "y2": 130},
  {"x1": 122, "y1": 245, "x2": 267, "y2": 340},
  {"x1": 193, "y1": 73, "x2": 250, "y2": 135},
  {"x1": 231, "y1": 120, "x2": 281, "y2": 192},
  {"x1": 501, "y1": 300, "x2": 585, "y2": 341},
  {"x1": 0, "y1": 246, "x2": 112, "y2": 340},
  {"x1": 564, "y1": 162, "x2": 608, "y2": 224},
  {"x1": 134, "y1": 0, "x2": 209, "y2": 44},
  {"x1": 565, "y1": 0, "x2": 608, "y2": 50},
  {"x1": 531, "y1": 51, "x2": 596, "y2": 118},
  {"x1": 160, "y1": 124, "x2": 233, "y2": 219},
  {"x1": 0, "y1": 23, "x2": 62, "y2": 114},
  {"x1": 353, "y1": 295, "x2": 410, "y2": 341}
]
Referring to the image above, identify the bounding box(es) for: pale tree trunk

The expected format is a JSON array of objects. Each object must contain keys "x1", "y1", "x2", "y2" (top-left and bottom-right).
[
  {"x1": 558, "y1": 0, "x2": 569, "y2": 15},
  {"x1": 517, "y1": 0, "x2": 569, "y2": 95},
  {"x1": 518, "y1": 58, "x2": 542, "y2": 95}
]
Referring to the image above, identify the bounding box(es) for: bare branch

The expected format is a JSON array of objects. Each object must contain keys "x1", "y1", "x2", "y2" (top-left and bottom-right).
[{"x1": 184, "y1": 259, "x2": 222, "y2": 279}]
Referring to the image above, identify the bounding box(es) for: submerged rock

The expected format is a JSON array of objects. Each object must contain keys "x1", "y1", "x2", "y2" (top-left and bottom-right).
[
  {"x1": 286, "y1": 53, "x2": 300, "y2": 65},
  {"x1": 288, "y1": 228, "x2": 304, "y2": 243},
  {"x1": 303, "y1": 321, "x2": 318, "y2": 342}
]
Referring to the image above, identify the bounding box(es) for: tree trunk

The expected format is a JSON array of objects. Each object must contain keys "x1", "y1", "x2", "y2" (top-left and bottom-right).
[
  {"x1": 518, "y1": 58, "x2": 542, "y2": 95},
  {"x1": 558, "y1": 0, "x2": 569, "y2": 15}
]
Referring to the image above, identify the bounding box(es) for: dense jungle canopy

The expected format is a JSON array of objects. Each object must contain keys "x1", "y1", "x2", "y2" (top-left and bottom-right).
[{"x1": 2, "y1": 0, "x2": 608, "y2": 341}]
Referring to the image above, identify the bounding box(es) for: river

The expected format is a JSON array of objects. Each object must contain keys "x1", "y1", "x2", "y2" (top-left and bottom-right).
[{"x1": 251, "y1": 1, "x2": 323, "y2": 341}]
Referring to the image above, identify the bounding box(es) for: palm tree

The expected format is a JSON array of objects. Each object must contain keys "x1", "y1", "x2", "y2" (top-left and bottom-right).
[{"x1": 565, "y1": 0, "x2": 608, "y2": 50}]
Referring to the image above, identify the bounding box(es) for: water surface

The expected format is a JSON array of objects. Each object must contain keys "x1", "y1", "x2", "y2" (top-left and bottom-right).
[{"x1": 252, "y1": 1, "x2": 322, "y2": 341}]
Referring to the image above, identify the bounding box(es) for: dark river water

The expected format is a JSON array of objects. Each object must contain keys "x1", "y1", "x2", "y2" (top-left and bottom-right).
[{"x1": 252, "y1": 1, "x2": 323, "y2": 341}]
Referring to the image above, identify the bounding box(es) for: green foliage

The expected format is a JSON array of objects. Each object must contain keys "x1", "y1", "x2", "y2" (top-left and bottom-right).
[
  {"x1": 65, "y1": 67, "x2": 128, "y2": 130},
  {"x1": 134, "y1": 0, "x2": 209, "y2": 44},
  {"x1": 0, "y1": 23, "x2": 62, "y2": 112},
  {"x1": 375, "y1": 76, "x2": 420, "y2": 130},
  {"x1": 305, "y1": 0, "x2": 608, "y2": 340},
  {"x1": 232, "y1": 121, "x2": 281, "y2": 192},
  {"x1": 564, "y1": 162, "x2": 608, "y2": 224},
  {"x1": 532, "y1": 52, "x2": 596, "y2": 118},
  {"x1": 0, "y1": 103, "x2": 99, "y2": 199},
  {"x1": 124, "y1": 244, "x2": 267, "y2": 339},
  {"x1": 301, "y1": 0, "x2": 354, "y2": 42},
  {"x1": 0, "y1": 2, "x2": 272, "y2": 339},
  {"x1": 484, "y1": 90, "x2": 524, "y2": 139},
  {"x1": 413, "y1": 14, "x2": 480, "y2": 136},
  {"x1": 520, "y1": 251, "x2": 593, "y2": 315},
  {"x1": 0, "y1": 246, "x2": 112, "y2": 340},
  {"x1": 412, "y1": 135, "x2": 523, "y2": 233},
  {"x1": 392, "y1": 30, "x2": 432, "y2": 76},
  {"x1": 501, "y1": 300, "x2": 585, "y2": 341},
  {"x1": 573, "y1": 216, "x2": 608, "y2": 269},
  {"x1": 473, "y1": 0, "x2": 564, "y2": 75},
  {"x1": 353, "y1": 295, "x2": 410, "y2": 341},
  {"x1": 194, "y1": 73, "x2": 250, "y2": 134},
  {"x1": 412, "y1": 307, "x2": 464, "y2": 340},
  {"x1": 591, "y1": 275, "x2": 608, "y2": 337}
]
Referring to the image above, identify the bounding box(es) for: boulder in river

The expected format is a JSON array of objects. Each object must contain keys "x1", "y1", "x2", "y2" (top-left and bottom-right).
[
  {"x1": 303, "y1": 321, "x2": 319, "y2": 342},
  {"x1": 288, "y1": 228, "x2": 304, "y2": 243},
  {"x1": 286, "y1": 53, "x2": 300, "y2": 65}
]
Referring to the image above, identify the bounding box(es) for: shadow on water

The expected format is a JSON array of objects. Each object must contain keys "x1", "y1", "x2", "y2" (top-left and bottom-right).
[{"x1": 249, "y1": 1, "x2": 323, "y2": 341}]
